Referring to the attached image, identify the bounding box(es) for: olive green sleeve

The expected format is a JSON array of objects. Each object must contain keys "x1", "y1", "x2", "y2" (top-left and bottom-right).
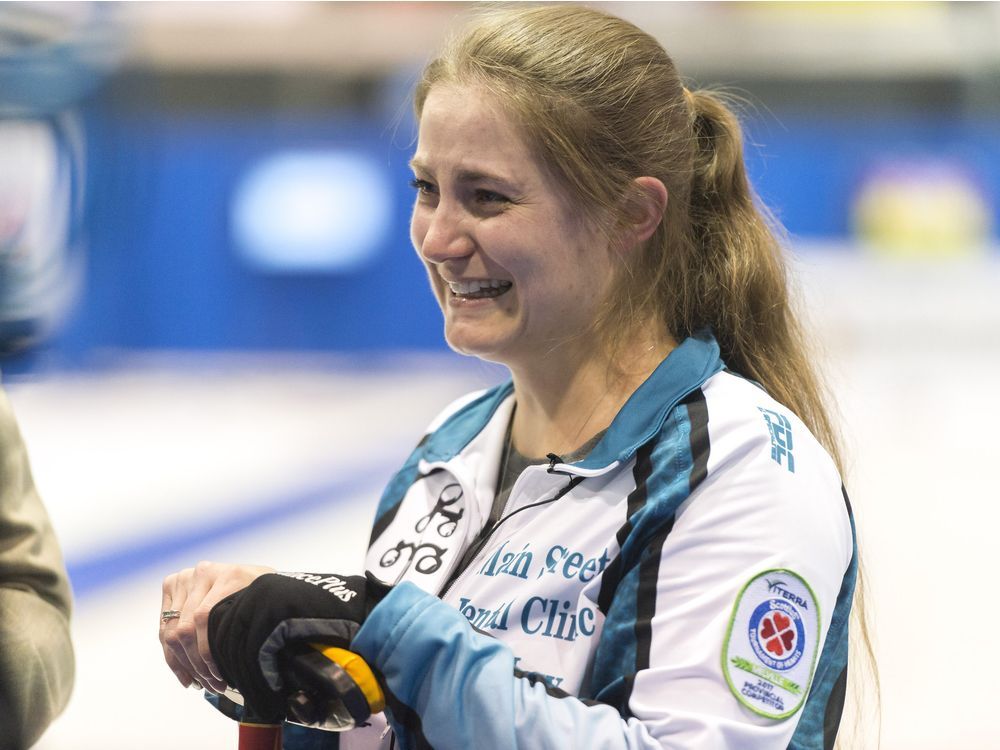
[{"x1": 0, "y1": 389, "x2": 74, "y2": 749}]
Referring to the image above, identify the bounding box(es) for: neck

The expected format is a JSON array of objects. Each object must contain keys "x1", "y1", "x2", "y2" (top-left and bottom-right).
[{"x1": 507, "y1": 327, "x2": 677, "y2": 458}]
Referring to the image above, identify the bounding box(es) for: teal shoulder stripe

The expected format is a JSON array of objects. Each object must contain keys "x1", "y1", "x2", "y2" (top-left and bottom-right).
[
  {"x1": 587, "y1": 561, "x2": 642, "y2": 711},
  {"x1": 369, "y1": 444, "x2": 425, "y2": 545},
  {"x1": 423, "y1": 382, "x2": 513, "y2": 462}
]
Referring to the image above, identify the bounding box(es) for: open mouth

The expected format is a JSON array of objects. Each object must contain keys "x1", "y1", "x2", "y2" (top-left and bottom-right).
[{"x1": 446, "y1": 279, "x2": 513, "y2": 300}]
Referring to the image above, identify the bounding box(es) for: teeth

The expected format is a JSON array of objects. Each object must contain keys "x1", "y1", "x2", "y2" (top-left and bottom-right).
[
  {"x1": 447, "y1": 279, "x2": 511, "y2": 295},
  {"x1": 445, "y1": 278, "x2": 513, "y2": 299}
]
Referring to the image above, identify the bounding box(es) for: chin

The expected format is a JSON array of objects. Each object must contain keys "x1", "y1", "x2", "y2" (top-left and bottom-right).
[
  {"x1": 443, "y1": 330, "x2": 512, "y2": 364},
  {"x1": 445, "y1": 338, "x2": 497, "y2": 360}
]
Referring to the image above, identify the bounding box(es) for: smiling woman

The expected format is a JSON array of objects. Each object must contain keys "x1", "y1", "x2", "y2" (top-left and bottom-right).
[
  {"x1": 408, "y1": 84, "x2": 646, "y2": 404},
  {"x1": 158, "y1": 6, "x2": 865, "y2": 750}
]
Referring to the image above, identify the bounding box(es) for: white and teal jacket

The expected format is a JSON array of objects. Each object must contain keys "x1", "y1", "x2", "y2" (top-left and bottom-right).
[{"x1": 320, "y1": 332, "x2": 855, "y2": 749}]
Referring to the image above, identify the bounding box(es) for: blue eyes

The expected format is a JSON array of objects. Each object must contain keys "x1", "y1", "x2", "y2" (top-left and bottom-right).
[{"x1": 409, "y1": 178, "x2": 509, "y2": 206}]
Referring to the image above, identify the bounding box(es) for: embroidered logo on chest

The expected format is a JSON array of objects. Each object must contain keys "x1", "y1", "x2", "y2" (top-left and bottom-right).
[{"x1": 377, "y1": 481, "x2": 464, "y2": 577}]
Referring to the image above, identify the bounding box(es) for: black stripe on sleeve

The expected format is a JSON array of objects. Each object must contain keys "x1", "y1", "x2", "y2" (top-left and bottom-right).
[
  {"x1": 596, "y1": 440, "x2": 654, "y2": 616},
  {"x1": 841, "y1": 484, "x2": 854, "y2": 517},
  {"x1": 621, "y1": 388, "x2": 710, "y2": 716},
  {"x1": 823, "y1": 664, "x2": 849, "y2": 750},
  {"x1": 680, "y1": 388, "x2": 710, "y2": 493},
  {"x1": 619, "y1": 514, "x2": 676, "y2": 716}
]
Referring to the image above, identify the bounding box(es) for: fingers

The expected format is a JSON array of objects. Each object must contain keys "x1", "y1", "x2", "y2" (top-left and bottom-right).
[
  {"x1": 176, "y1": 561, "x2": 229, "y2": 693},
  {"x1": 195, "y1": 578, "x2": 243, "y2": 685},
  {"x1": 160, "y1": 568, "x2": 197, "y2": 689},
  {"x1": 163, "y1": 639, "x2": 197, "y2": 690},
  {"x1": 159, "y1": 561, "x2": 275, "y2": 695}
]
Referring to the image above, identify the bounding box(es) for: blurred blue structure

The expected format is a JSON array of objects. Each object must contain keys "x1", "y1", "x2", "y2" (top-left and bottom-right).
[
  {"x1": 231, "y1": 149, "x2": 394, "y2": 274},
  {"x1": 746, "y1": 115, "x2": 999, "y2": 241},
  {"x1": 0, "y1": 2, "x2": 122, "y2": 365},
  {"x1": 64, "y1": 104, "x2": 436, "y2": 358}
]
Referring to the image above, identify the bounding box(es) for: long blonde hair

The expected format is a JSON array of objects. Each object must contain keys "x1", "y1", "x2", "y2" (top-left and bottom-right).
[{"x1": 416, "y1": 5, "x2": 877, "y2": 740}]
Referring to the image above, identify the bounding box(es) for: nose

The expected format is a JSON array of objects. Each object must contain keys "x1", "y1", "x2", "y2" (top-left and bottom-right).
[{"x1": 412, "y1": 202, "x2": 475, "y2": 264}]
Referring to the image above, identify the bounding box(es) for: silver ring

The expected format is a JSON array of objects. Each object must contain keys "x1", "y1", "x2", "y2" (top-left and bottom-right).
[{"x1": 161, "y1": 609, "x2": 182, "y2": 622}]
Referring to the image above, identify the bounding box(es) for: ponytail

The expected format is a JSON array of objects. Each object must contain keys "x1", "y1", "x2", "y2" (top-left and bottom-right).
[{"x1": 678, "y1": 89, "x2": 844, "y2": 473}]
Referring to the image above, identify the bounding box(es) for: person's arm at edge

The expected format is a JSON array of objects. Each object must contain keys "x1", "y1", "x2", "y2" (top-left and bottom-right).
[{"x1": 0, "y1": 389, "x2": 75, "y2": 749}]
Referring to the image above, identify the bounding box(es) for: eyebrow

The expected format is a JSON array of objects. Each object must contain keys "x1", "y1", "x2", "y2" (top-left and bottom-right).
[{"x1": 409, "y1": 159, "x2": 517, "y2": 190}]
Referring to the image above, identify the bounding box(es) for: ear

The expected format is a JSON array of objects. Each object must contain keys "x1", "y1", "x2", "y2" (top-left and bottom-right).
[{"x1": 620, "y1": 176, "x2": 668, "y2": 250}]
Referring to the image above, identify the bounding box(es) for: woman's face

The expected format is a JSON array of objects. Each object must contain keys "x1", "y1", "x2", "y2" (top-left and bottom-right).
[{"x1": 410, "y1": 85, "x2": 616, "y2": 369}]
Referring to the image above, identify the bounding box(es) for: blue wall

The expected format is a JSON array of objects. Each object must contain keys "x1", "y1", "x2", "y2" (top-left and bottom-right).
[
  {"x1": 743, "y1": 113, "x2": 1000, "y2": 238},
  {"x1": 56, "y1": 104, "x2": 444, "y2": 360}
]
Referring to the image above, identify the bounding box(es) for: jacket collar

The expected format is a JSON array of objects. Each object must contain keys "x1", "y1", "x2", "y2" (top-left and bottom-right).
[
  {"x1": 577, "y1": 330, "x2": 723, "y2": 468},
  {"x1": 422, "y1": 330, "x2": 724, "y2": 467}
]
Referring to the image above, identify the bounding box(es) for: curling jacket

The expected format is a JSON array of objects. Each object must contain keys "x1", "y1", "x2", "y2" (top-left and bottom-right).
[{"x1": 343, "y1": 332, "x2": 857, "y2": 750}]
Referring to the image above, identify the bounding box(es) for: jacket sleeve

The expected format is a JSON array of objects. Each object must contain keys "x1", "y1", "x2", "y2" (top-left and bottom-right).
[
  {"x1": 0, "y1": 390, "x2": 75, "y2": 749},
  {"x1": 584, "y1": 436, "x2": 855, "y2": 750},
  {"x1": 353, "y1": 583, "x2": 667, "y2": 750}
]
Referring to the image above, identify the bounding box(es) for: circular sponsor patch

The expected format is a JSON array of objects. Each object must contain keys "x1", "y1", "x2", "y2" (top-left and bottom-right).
[{"x1": 722, "y1": 569, "x2": 820, "y2": 719}]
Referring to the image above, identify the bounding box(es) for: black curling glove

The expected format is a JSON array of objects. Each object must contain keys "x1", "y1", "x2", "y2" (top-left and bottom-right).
[{"x1": 208, "y1": 571, "x2": 390, "y2": 720}]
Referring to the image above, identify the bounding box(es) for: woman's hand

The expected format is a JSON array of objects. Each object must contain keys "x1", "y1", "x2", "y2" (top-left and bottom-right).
[
  {"x1": 159, "y1": 561, "x2": 274, "y2": 694},
  {"x1": 207, "y1": 572, "x2": 385, "y2": 720}
]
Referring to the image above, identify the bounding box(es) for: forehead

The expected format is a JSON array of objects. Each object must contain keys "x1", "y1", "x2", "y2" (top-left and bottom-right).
[{"x1": 412, "y1": 85, "x2": 542, "y2": 181}]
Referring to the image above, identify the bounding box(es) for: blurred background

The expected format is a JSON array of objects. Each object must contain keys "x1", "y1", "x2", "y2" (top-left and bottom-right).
[{"x1": 1, "y1": 1, "x2": 997, "y2": 748}]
